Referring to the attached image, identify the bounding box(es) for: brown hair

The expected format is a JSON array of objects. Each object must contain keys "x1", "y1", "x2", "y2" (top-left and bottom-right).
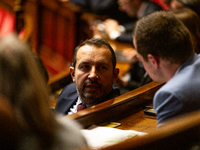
[
  {"x1": 173, "y1": 8, "x2": 200, "y2": 54},
  {"x1": 175, "y1": 0, "x2": 200, "y2": 17},
  {"x1": 72, "y1": 38, "x2": 116, "y2": 70},
  {"x1": 133, "y1": 11, "x2": 193, "y2": 64}
]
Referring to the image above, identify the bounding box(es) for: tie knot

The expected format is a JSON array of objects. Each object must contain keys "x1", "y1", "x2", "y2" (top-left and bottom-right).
[{"x1": 77, "y1": 103, "x2": 87, "y2": 112}]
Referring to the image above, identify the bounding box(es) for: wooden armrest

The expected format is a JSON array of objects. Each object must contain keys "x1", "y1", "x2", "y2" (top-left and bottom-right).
[{"x1": 66, "y1": 81, "x2": 164, "y2": 128}]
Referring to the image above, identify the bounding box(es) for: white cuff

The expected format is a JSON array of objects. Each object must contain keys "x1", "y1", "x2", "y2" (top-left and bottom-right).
[
  {"x1": 118, "y1": 25, "x2": 125, "y2": 33},
  {"x1": 109, "y1": 31, "x2": 121, "y2": 40}
]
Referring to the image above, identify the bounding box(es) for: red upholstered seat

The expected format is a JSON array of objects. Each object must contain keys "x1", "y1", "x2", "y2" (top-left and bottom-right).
[{"x1": 0, "y1": 7, "x2": 15, "y2": 37}]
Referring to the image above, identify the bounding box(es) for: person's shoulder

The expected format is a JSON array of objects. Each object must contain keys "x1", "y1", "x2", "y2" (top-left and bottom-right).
[
  {"x1": 147, "y1": 1, "x2": 163, "y2": 10},
  {"x1": 60, "y1": 82, "x2": 76, "y2": 94},
  {"x1": 53, "y1": 115, "x2": 88, "y2": 150},
  {"x1": 111, "y1": 86, "x2": 121, "y2": 97},
  {"x1": 57, "y1": 82, "x2": 77, "y2": 101}
]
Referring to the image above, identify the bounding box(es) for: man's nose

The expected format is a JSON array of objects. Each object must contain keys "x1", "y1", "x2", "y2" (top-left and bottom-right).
[{"x1": 88, "y1": 67, "x2": 99, "y2": 80}]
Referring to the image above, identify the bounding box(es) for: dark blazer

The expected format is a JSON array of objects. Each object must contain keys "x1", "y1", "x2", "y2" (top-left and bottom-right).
[
  {"x1": 69, "y1": 0, "x2": 133, "y2": 24},
  {"x1": 55, "y1": 82, "x2": 121, "y2": 115},
  {"x1": 116, "y1": 1, "x2": 163, "y2": 44}
]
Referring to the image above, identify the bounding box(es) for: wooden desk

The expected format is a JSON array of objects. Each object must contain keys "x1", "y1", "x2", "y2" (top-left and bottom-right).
[
  {"x1": 117, "y1": 109, "x2": 157, "y2": 133},
  {"x1": 101, "y1": 109, "x2": 200, "y2": 150},
  {"x1": 66, "y1": 81, "x2": 164, "y2": 129}
]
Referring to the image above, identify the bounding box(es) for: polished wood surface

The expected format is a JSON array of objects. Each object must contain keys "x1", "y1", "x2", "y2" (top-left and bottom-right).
[
  {"x1": 117, "y1": 110, "x2": 157, "y2": 133},
  {"x1": 101, "y1": 109, "x2": 200, "y2": 150},
  {"x1": 66, "y1": 81, "x2": 164, "y2": 129}
]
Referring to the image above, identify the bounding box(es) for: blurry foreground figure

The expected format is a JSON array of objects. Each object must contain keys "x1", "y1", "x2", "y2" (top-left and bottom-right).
[
  {"x1": 0, "y1": 95, "x2": 18, "y2": 150},
  {"x1": 0, "y1": 34, "x2": 88, "y2": 150}
]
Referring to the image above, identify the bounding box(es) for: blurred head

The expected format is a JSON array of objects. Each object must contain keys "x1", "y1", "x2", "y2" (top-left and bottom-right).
[
  {"x1": 133, "y1": 11, "x2": 193, "y2": 81},
  {"x1": 170, "y1": 0, "x2": 200, "y2": 17},
  {"x1": 118, "y1": 0, "x2": 144, "y2": 18},
  {"x1": 70, "y1": 38, "x2": 119, "y2": 105},
  {"x1": 173, "y1": 8, "x2": 200, "y2": 54},
  {"x1": 0, "y1": 34, "x2": 57, "y2": 139}
]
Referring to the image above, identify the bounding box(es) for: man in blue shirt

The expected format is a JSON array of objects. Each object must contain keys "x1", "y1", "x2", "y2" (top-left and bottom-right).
[{"x1": 133, "y1": 11, "x2": 200, "y2": 126}]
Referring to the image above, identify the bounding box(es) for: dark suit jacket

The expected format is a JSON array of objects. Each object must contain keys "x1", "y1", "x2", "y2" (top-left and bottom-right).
[
  {"x1": 116, "y1": 1, "x2": 163, "y2": 44},
  {"x1": 69, "y1": 0, "x2": 133, "y2": 24},
  {"x1": 55, "y1": 82, "x2": 121, "y2": 115}
]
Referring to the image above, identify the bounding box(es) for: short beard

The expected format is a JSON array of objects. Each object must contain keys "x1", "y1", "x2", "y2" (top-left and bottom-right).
[{"x1": 79, "y1": 91, "x2": 106, "y2": 105}]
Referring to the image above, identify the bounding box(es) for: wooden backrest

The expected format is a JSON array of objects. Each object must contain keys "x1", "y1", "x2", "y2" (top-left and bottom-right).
[
  {"x1": 100, "y1": 109, "x2": 200, "y2": 150},
  {"x1": 66, "y1": 81, "x2": 164, "y2": 128},
  {"x1": 0, "y1": 0, "x2": 94, "y2": 93}
]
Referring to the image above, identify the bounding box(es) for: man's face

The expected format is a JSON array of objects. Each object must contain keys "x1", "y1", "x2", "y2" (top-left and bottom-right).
[
  {"x1": 118, "y1": 0, "x2": 139, "y2": 18},
  {"x1": 170, "y1": 0, "x2": 184, "y2": 11},
  {"x1": 133, "y1": 38, "x2": 160, "y2": 82},
  {"x1": 70, "y1": 45, "x2": 119, "y2": 105}
]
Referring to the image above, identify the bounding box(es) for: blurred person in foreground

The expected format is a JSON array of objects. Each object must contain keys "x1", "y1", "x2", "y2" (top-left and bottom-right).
[
  {"x1": 55, "y1": 38, "x2": 120, "y2": 115},
  {"x1": 0, "y1": 95, "x2": 18, "y2": 150},
  {"x1": 0, "y1": 34, "x2": 88, "y2": 150},
  {"x1": 133, "y1": 11, "x2": 200, "y2": 126}
]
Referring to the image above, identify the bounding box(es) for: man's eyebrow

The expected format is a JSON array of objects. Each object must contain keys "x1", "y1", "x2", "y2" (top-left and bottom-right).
[
  {"x1": 97, "y1": 61, "x2": 109, "y2": 66},
  {"x1": 78, "y1": 61, "x2": 110, "y2": 67},
  {"x1": 77, "y1": 62, "x2": 90, "y2": 67},
  {"x1": 79, "y1": 62, "x2": 90, "y2": 65}
]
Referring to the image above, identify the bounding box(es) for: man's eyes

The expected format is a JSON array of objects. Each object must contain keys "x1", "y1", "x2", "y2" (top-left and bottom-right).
[
  {"x1": 80, "y1": 65, "x2": 90, "y2": 69},
  {"x1": 99, "y1": 66, "x2": 107, "y2": 70},
  {"x1": 79, "y1": 65, "x2": 108, "y2": 70}
]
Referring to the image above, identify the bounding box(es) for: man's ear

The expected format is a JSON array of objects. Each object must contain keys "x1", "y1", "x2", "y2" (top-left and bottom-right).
[
  {"x1": 69, "y1": 67, "x2": 75, "y2": 82},
  {"x1": 112, "y1": 68, "x2": 120, "y2": 83},
  {"x1": 147, "y1": 54, "x2": 159, "y2": 69}
]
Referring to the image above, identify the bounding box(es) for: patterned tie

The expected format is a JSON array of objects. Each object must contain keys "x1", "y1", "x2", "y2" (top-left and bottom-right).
[{"x1": 77, "y1": 103, "x2": 87, "y2": 112}]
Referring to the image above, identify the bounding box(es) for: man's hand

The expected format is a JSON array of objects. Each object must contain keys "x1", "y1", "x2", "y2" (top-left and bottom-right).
[{"x1": 103, "y1": 19, "x2": 120, "y2": 35}]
